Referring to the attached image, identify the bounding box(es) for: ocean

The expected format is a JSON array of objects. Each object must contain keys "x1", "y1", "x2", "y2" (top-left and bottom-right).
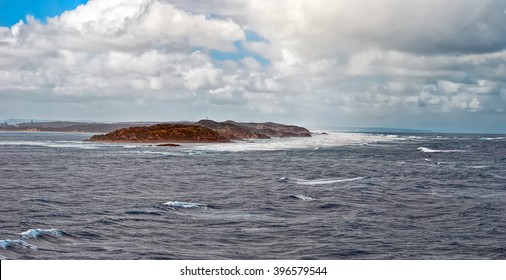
[{"x1": 0, "y1": 130, "x2": 505, "y2": 259}]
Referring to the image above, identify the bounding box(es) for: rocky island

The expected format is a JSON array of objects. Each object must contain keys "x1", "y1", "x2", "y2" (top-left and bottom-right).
[{"x1": 87, "y1": 120, "x2": 311, "y2": 143}]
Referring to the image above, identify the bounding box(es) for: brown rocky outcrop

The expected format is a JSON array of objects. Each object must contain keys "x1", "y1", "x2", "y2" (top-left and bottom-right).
[
  {"x1": 230, "y1": 121, "x2": 312, "y2": 138},
  {"x1": 197, "y1": 120, "x2": 311, "y2": 139},
  {"x1": 196, "y1": 120, "x2": 271, "y2": 140},
  {"x1": 88, "y1": 124, "x2": 230, "y2": 143}
]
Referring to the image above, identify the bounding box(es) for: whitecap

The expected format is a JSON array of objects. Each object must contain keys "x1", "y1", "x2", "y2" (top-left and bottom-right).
[
  {"x1": 190, "y1": 131, "x2": 409, "y2": 152},
  {"x1": 21, "y1": 228, "x2": 64, "y2": 239},
  {"x1": 418, "y1": 147, "x2": 466, "y2": 153},
  {"x1": 281, "y1": 177, "x2": 365, "y2": 185},
  {"x1": 480, "y1": 137, "x2": 505, "y2": 140},
  {"x1": 0, "y1": 254, "x2": 6, "y2": 260},
  {"x1": 0, "y1": 239, "x2": 37, "y2": 250},
  {"x1": 163, "y1": 201, "x2": 208, "y2": 210},
  {"x1": 291, "y1": 194, "x2": 317, "y2": 201}
]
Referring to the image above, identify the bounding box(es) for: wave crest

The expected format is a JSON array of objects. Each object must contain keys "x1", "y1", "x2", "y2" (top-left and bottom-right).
[
  {"x1": 0, "y1": 239, "x2": 37, "y2": 250},
  {"x1": 418, "y1": 147, "x2": 466, "y2": 153},
  {"x1": 280, "y1": 177, "x2": 365, "y2": 185},
  {"x1": 21, "y1": 228, "x2": 64, "y2": 239},
  {"x1": 290, "y1": 194, "x2": 317, "y2": 201},
  {"x1": 163, "y1": 201, "x2": 208, "y2": 210}
]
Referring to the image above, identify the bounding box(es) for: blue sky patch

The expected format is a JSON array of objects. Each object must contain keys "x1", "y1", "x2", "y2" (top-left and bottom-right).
[
  {"x1": 0, "y1": 0, "x2": 88, "y2": 26},
  {"x1": 244, "y1": 29, "x2": 268, "y2": 42},
  {"x1": 209, "y1": 30, "x2": 270, "y2": 65}
]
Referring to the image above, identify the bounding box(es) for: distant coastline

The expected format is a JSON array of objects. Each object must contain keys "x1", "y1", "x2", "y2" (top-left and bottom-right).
[{"x1": 0, "y1": 121, "x2": 160, "y2": 134}]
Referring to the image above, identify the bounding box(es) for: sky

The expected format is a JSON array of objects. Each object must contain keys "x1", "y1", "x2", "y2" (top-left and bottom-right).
[{"x1": 0, "y1": 0, "x2": 506, "y2": 133}]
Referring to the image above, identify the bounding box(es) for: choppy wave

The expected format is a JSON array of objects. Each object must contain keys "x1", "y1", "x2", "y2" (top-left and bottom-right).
[
  {"x1": 280, "y1": 176, "x2": 365, "y2": 185},
  {"x1": 21, "y1": 228, "x2": 64, "y2": 239},
  {"x1": 2, "y1": 130, "x2": 506, "y2": 259},
  {"x1": 290, "y1": 194, "x2": 317, "y2": 201},
  {"x1": 163, "y1": 201, "x2": 209, "y2": 210},
  {"x1": 417, "y1": 147, "x2": 466, "y2": 153},
  {"x1": 0, "y1": 254, "x2": 6, "y2": 260},
  {"x1": 0, "y1": 239, "x2": 37, "y2": 250}
]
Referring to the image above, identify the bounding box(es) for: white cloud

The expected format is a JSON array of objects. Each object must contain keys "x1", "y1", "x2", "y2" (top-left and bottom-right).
[
  {"x1": 246, "y1": 0, "x2": 506, "y2": 57},
  {"x1": 0, "y1": 0, "x2": 505, "y2": 132},
  {"x1": 0, "y1": 0, "x2": 245, "y2": 98}
]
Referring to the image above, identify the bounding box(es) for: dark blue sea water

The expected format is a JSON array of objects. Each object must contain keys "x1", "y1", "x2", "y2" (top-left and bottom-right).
[{"x1": 0, "y1": 131, "x2": 505, "y2": 259}]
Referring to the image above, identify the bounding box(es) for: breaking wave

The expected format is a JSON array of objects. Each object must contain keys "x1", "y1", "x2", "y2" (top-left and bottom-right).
[
  {"x1": 163, "y1": 201, "x2": 209, "y2": 210},
  {"x1": 280, "y1": 177, "x2": 365, "y2": 185},
  {"x1": 0, "y1": 239, "x2": 37, "y2": 250},
  {"x1": 417, "y1": 147, "x2": 466, "y2": 153},
  {"x1": 21, "y1": 228, "x2": 64, "y2": 239},
  {"x1": 0, "y1": 228, "x2": 64, "y2": 252}
]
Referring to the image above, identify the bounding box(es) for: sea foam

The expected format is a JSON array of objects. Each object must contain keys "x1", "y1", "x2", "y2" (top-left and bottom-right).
[{"x1": 189, "y1": 131, "x2": 408, "y2": 152}]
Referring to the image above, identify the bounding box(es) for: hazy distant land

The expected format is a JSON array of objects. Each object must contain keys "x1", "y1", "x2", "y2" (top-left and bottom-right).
[{"x1": 0, "y1": 121, "x2": 158, "y2": 133}]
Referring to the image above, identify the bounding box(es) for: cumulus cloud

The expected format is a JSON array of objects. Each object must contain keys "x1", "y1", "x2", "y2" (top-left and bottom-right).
[
  {"x1": 239, "y1": 0, "x2": 506, "y2": 127},
  {"x1": 0, "y1": 0, "x2": 505, "y2": 132},
  {"x1": 246, "y1": 0, "x2": 506, "y2": 57},
  {"x1": 0, "y1": 0, "x2": 246, "y2": 96}
]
